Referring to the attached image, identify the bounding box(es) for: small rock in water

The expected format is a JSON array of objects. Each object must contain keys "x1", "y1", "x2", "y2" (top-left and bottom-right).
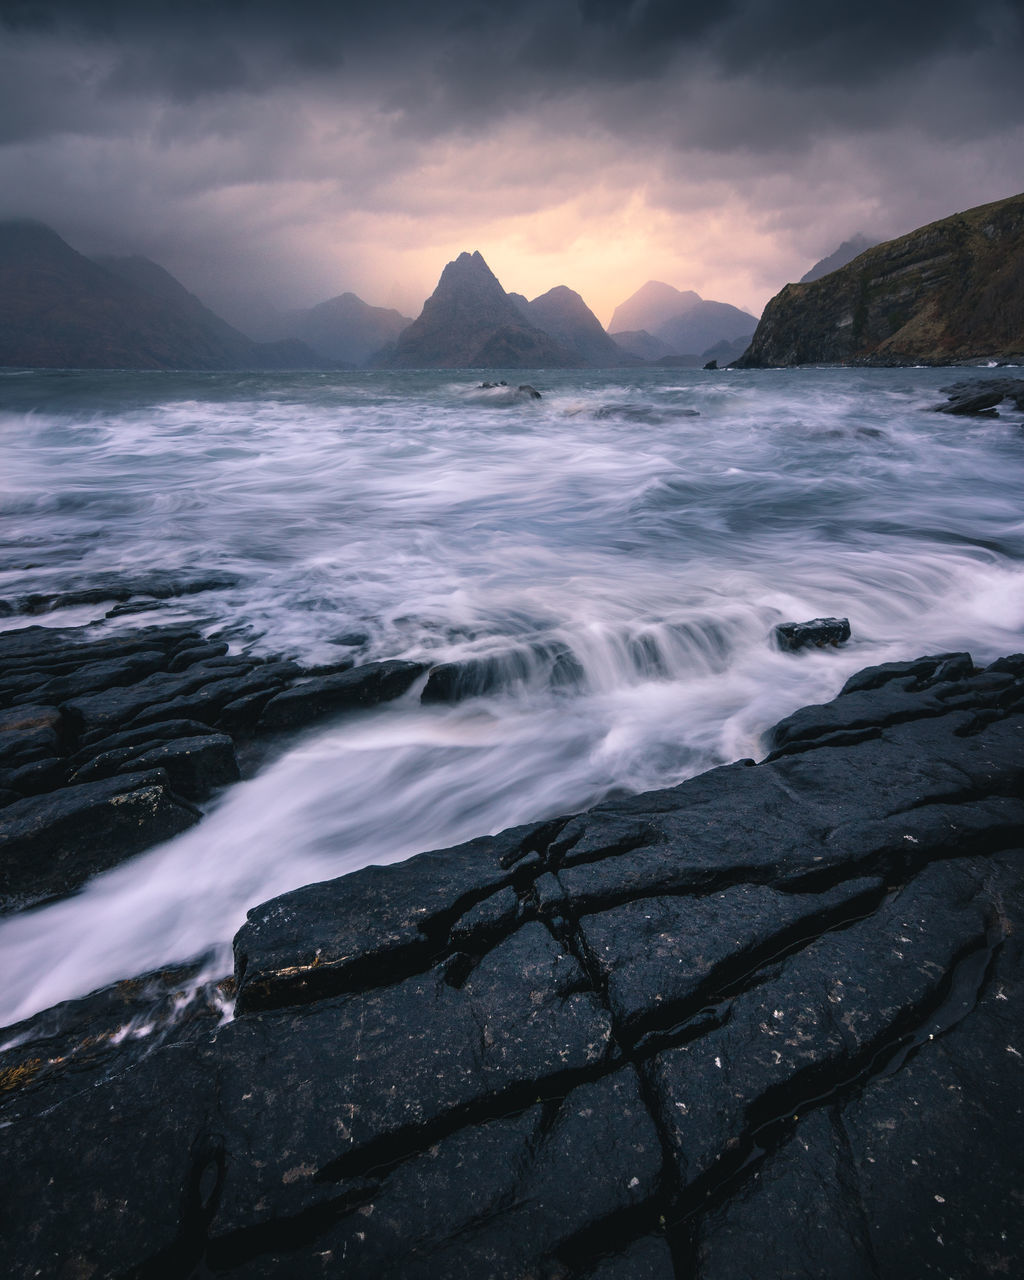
[
  {"x1": 773, "y1": 617, "x2": 851, "y2": 653},
  {"x1": 517, "y1": 384, "x2": 542, "y2": 399}
]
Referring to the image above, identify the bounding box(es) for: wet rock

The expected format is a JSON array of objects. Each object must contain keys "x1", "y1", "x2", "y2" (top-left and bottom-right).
[
  {"x1": 257, "y1": 658, "x2": 426, "y2": 731},
  {"x1": 63, "y1": 659, "x2": 258, "y2": 738},
  {"x1": 69, "y1": 733, "x2": 239, "y2": 800},
  {"x1": 773, "y1": 615, "x2": 851, "y2": 652},
  {"x1": 68, "y1": 718, "x2": 218, "y2": 764},
  {"x1": 1, "y1": 649, "x2": 1022, "y2": 1276},
  {"x1": 934, "y1": 377, "x2": 1024, "y2": 415},
  {"x1": 0, "y1": 704, "x2": 65, "y2": 768},
  {"x1": 0, "y1": 620, "x2": 438, "y2": 905},
  {"x1": 234, "y1": 822, "x2": 545, "y2": 1013},
  {"x1": 1, "y1": 570, "x2": 242, "y2": 618},
  {"x1": 8, "y1": 649, "x2": 169, "y2": 705},
  {"x1": 517, "y1": 382, "x2": 542, "y2": 398},
  {"x1": 0, "y1": 770, "x2": 201, "y2": 911},
  {"x1": 421, "y1": 642, "x2": 580, "y2": 704}
]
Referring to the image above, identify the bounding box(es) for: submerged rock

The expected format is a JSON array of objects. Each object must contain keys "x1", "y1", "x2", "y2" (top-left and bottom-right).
[{"x1": 1, "y1": 649, "x2": 1023, "y2": 1276}]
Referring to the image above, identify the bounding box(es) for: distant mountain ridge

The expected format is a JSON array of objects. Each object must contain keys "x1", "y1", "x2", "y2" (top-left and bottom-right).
[
  {"x1": 276, "y1": 293, "x2": 413, "y2": 367},
  {"x1": 0, "y1": 221, "x2": 329, "y2": 371},
  {"x1": 800, "y1": 235, "x2": 877, "y2": 283},
  {"x1": 736, "y1": 192, "x2": 1024, "y2": 367},
  {"x1": 609, "y1": 280, "x2": 757, "y2": 358}
]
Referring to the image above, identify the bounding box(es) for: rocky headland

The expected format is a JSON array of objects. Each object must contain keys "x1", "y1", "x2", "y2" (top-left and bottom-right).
[
  {"x1": 1, "y1": 601, "x2": 1022, "y2": 1277},
  {"x1": 735, "y1": 191, "x2": 1024, "y2": 367}
]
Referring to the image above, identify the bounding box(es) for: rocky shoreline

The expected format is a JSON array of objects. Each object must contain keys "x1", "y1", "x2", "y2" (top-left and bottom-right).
[{"x1": 1, "y1": 621, "x2": 1022, "y2": 1277}]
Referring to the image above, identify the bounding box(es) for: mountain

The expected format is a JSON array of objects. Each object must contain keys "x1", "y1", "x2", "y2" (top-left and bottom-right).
[
  {"x1": 381, "y1": 251, "x2": 582, "y2": 369},
  {"x1": 605, "y1": 329, "x2": 676, "y2": 361},
  {"x1": 700, "y1": 335, "x2": 754, "y2": 365},
  {"x1": 800, "y1": 234, "x2": 877, "y2": 282},
  {"x1": 0, "y1": 221, "x2": 328, "y2": 370},
  {"x1": 608, "y1": 281, "x2": 702, "y2": 335},
  {"x1": 735, "y1": 192, "x2": 1024, "y2": 367},
  {"x1": 652, "y1": 299, "x2": 758, "y2": 356},
  {"x1": 278, "y1": 292, "x2": 412, "y2": 366},
  {"x1": 609, "y1": 280, "x2": 757, "y2": 357},
  {"x1": 516, "y1": 285, "x2": 635, "y2": 366}
]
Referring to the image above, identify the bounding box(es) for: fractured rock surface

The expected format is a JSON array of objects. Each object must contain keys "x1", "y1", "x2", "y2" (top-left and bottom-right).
[
  {"x1": 1, "y1": 650, "x2": 1022, "y2": 1276},
  {"x1": 0, "y1": 621, "x2": 425, "y2": 912}
]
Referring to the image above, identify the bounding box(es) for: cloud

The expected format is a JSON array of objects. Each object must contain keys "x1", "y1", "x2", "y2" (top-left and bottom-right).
[{"x1": 0, "y1": 0, "x2": 1021, "y2": 325}]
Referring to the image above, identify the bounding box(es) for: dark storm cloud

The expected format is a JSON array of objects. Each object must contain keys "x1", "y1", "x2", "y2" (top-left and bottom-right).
[
  {"x1": 1, "y1": 0, "x2": 1020, "y2": 117},
  {"x1": 0, "y1": 0, "x2": 1021, "y2": 323}
]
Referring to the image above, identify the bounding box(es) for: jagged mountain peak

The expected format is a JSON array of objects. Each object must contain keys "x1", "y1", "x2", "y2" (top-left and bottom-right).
[{"x1": 382, "y1": 250, "x2": 582, "y2": 369}]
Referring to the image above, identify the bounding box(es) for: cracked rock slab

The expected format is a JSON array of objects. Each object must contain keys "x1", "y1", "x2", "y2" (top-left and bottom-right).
[{"x1": 0, "y1": 650, "x2": 1022, "y2": 1277}]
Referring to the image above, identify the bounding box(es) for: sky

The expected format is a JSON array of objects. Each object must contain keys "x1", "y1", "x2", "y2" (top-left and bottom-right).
[{"x1": 1, "y1": 0, "x2": 1022, "y2": 329}]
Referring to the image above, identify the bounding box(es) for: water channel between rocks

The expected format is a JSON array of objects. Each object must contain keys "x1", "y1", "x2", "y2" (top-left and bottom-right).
[{"x1": 1, "y1": 365, "x2": 1022, "y2": 1025}]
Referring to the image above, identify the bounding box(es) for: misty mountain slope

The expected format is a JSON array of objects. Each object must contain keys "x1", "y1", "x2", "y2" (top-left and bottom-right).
[
  {"x1": 381, "y1": 251, "x2": 583, "y2": 369},
  {"x1": 0, "y1": 222, "x2": 328, "y2": 370},
  {"x1": 609, "y1": 280, "x2": 757, "y2": 357},
  {"x1": 608, "y1": 329, "x2": 676, "y2": 361},
  {"x1": 608, "y1": 281, "x2": 702, "y2": 335},
  {"x1": 736, "y1": 191, "x2": 1024, "y2": 367},
  {"x1": 279, "y1": 292, "x2": 413, "y2": 366},
  {"x1": 652, "y1": 299, "x2": 758, "y2": 356},
  {"x1": 800, "y1": 234, "x2": 878, "y2": 282}
]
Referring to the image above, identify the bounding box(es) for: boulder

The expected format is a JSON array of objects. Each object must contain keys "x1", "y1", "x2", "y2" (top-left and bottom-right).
[{"x1": 773, "y1": 615, "x2": 851, "y2": 652}]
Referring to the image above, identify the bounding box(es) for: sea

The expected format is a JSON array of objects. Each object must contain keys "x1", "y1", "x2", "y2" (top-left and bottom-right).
[{"x1": 1, "y1": 364, "x2": 1022, "y2": 1028}]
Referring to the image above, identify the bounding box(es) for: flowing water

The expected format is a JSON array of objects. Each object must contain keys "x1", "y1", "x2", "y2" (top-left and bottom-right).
[{"x1": 1, "y1": 365, "x2": 1022, "y2": 1027}]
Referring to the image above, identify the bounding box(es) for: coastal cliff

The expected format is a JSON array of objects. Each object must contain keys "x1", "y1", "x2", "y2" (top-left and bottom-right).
[{"x1": 735, "y1": 191, "x2": 1024, "y2": 367}]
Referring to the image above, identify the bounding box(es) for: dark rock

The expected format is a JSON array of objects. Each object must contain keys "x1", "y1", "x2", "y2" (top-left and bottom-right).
[
  {"x1": 68, "y1": 718, "x2": 218, "y2": 764},
  {"x1": 421, "y1": 642, "x2": 583, "y2": 705},
  {"x1": 0, "y1": 704, "x2": 65, "y2": 767},
  {"x1": 257, "y1": 659, "x2": 426, "y2": 731},
  {"x1": 69, "y1": 734, "x2": 239, "y2": 800},
  {"x1": 773, "y1": 615, "x2": 851, "y2": 652},
  {"x1": 63, "y1": 660, "x2": 254, "y2": 738},
  {"x1": 0, "y1": 771, "x2": 201, "y2": 911},
  {"x1": 166, "y1": 641, "x2": 230, "y2": 671},
  {"x1": 1, "y1": 650, "x2": 1022, "y2": 1276},
  {"x1": 0, "y1": 756, "x2": 68, "y2": 798},
  {"x1": 590, "y1": 1236, "x2": 677, "y2": 1279},
  {"x1": 234, "y1": 823, "x2": 540, "y2": 1012},
  {"x1": 703, "y1": 358, "x2": 718, "y2": 369},
  {"x1": 8, "y1": 648, "x2": 168, "y2": 704},
  {"x1": 517, "y1": 382, "x2": 542, "y2": 398},
  {"x1": 934, "y1": 377, "x2": 1024, "y2": 415},
  {"x1": 122, "y1": 664, "x2": 297, "y2": 732}
]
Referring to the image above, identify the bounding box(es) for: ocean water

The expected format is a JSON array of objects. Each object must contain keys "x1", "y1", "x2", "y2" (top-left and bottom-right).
[{"x1": 1, "y1": 365, "x2": 1022, "y2": 1026}]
